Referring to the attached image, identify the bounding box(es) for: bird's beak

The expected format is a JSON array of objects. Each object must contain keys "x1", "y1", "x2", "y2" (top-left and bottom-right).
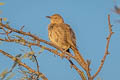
[{"x1": 46, "y1": 16, "x2": 51, "y2": 18}]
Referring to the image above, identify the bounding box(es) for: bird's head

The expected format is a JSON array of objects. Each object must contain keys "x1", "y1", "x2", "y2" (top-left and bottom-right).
[{"x1": 46, "y1": 14, "x2": 64, "y2": 24}]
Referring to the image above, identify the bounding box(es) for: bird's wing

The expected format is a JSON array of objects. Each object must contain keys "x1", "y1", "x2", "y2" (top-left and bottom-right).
[{"x1": 64, "y1": 24, "x2": 76, "y2": 48}]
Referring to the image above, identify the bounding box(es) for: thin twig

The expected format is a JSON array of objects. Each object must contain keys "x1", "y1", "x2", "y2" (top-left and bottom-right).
[
  {"x1": 0, "y1": 50, "x2": 48, "y2": 80},
  {"x1": 29, "y1": 47, "x2": 40, "y2": 73},
  {"x1": 92, "y1": 14, "x2": 114, "y2": 79}
]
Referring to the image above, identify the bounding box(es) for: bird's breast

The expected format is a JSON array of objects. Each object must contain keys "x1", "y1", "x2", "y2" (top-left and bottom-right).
[{"x1": 48, "y1": 24, "x2": 70, "y2": 50}]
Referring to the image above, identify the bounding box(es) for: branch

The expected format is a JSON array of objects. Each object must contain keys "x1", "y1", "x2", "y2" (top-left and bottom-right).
[
  {"x1": 29, "y1": 46, "x2": 40, "y2": 79},
  {"x1": 0, "y1": 23, "x2": 65, "y2": 53},
  {"x1": 72, "y1": 64, "x2": 87, "y2": 80},
  {"x1": 92, "y1": 14, "x2": 114, "y2": 79},
  {"x1": 0, "y1": 30, "x2": 86, "y2": 79},
  {"x1": 0, "y1": 50, "x2": 48, "y2": 80},
  {"x1": 0, "y1": 37, "x2": 86, "y2": 78},
  {"x1": 0, "y1": 23, "x2": 89, "y2": 79},
  {"x1": 0, "y1": 22, "x2": 75, "y2": 60}
]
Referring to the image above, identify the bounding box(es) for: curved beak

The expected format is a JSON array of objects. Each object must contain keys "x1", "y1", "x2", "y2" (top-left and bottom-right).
[{"x1": 46, "y1": 16, "x2": 51, "y2": 18}]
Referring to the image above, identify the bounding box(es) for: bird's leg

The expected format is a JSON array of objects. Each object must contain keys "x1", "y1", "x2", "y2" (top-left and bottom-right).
[{"x1": 60, "y1": 49, "x2": 71, "y2": 59}]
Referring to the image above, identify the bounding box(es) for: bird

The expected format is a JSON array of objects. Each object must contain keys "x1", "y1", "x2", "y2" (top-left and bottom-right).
[
  {"x1": 46, "y1": 14, "x2": 77, "y2": 65},
  {"x1": 46, "y1": 14, "x2": 87, "y2": 68},
  {"x1": 46, "y1": 14, "x2": 76, "y2": 53}
]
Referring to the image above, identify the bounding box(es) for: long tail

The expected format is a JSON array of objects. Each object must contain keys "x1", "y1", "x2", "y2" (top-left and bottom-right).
[{"x1": 71, "y1": 47, "x2": 88, "y2": 70}]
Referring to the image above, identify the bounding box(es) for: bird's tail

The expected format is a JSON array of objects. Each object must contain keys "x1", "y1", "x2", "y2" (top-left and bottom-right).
[{"x1": 71, "y1": 47, "x2": 88, "y2": 70}]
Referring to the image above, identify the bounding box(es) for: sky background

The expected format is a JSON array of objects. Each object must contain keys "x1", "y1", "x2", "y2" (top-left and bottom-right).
[{"x1": 0, "y1": 0, "x2": 120, "y2": 80}]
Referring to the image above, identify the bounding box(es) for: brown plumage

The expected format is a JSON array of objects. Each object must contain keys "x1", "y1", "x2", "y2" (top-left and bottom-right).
[
  {"x1": 46, "y1": 14, "x2": 87, "y2": 68},
  {"x1": 47, "y1": 14, "x2": 76, "y2": 52}
]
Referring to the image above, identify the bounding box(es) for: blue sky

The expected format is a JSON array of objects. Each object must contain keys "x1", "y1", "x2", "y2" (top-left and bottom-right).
[{"x1": 0, "y1": 0, "x2": 120, "y2": 80}]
